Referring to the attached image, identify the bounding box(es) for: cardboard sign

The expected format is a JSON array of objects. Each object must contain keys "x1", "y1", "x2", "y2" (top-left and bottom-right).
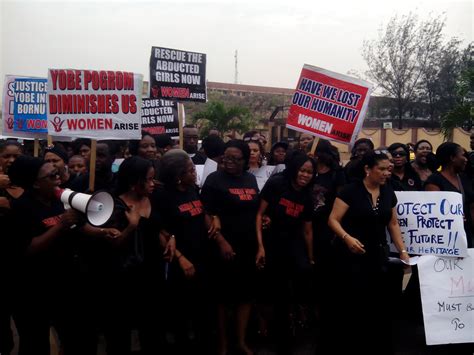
[
  {"x1": 389, "y1": 191, "x2": 468, "y2": 257},
  {"x1": 140, "y1": 98, "x2": 178, "y2": 138},
  {"x1": 418, "y1": 249, "x2": 474, "y2": 345},
  {"x1": 46, "y1": 69, "x2": 143, "y2": 140},
  {"x1": 286, "y1": 65, "x2": 372, "y2": 145},
  {"x1": 149, "y1": 47, "x2": 207, "y2": 102},
  {"x1": 2, "y1": 75, "x2": 47, "y2": 139}
]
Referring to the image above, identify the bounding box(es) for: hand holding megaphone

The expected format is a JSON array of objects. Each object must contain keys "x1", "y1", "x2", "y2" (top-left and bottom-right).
[
  {"x1": 59, "y1": 209, "x2": 82, "y2": 230},
  {"x1": 55, "y1": 188, "x2": 115, "y2": 227}
]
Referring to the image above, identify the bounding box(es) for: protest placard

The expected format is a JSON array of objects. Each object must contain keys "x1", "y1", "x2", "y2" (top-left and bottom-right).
[
  {"x1": 418, "y1": 249, "x2": 474, "y2": 345},
  {"x1": 388, "y1": 191, "x2": 468, "y2": 257},
  {"x1": 2, "y1": 75, "x2": 47, "y2": 139},
  {"x1": 286, "y1": 65, "x2": 373, "y2": 145},
  {"x1": 149, "y1": 47, "x2": 207, "y2": 102},
  {"x1": 46, "y1": 69, "x2": 143, "y2": 140},
  {"x1": 140, "y1": 98, "x2": 178, "y2": 138}
]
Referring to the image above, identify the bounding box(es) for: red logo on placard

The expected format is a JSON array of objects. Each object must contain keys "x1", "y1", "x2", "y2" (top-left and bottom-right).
[
  {"x1": 51, "y1": 116, "x2": 64, "y2": 132},
  {"x1": 6, "y1": 117, "x2": 14, "y2": 129}
]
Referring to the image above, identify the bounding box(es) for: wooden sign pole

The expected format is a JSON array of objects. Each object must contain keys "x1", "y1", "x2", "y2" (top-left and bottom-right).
[
  {"x1": 33, "y1": 139, "x2": 39, "y2": 157},
  {"x1": 178, "y1": 103, "x2": 185, "y2": 150},
  {"x1": 88, "y1": 140, "x2": 97, "y2": 192},
  {"x1": 309, "y1": 137, "x2": 320, "y2": 156}
]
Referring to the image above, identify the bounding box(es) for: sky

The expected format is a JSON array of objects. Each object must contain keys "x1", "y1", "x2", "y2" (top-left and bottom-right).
[{"x1": 0, "y1": 0, "x2": 472, "y2": 104}]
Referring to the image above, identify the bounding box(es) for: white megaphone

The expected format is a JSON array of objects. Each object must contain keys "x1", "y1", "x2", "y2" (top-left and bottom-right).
[{"x1": 55, "y1": 188, "x2": 115, "y2": 227}]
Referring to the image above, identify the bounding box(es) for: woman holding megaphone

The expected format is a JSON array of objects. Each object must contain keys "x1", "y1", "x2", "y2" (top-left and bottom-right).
[
  {"x1": 6, "y1": 156, "x2": 84, "y2": 355},
  {"x1": 85, "y1": 156, "x2": 173, "y2": 355}
]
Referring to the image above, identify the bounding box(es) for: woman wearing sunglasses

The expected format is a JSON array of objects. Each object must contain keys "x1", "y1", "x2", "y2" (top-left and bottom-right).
[
  {"x1": 388, "y1": 143, "x2": 422, "y2": 191},
  {"x1": 6, "y1": 156, "x2": 82, "y2": 355}
]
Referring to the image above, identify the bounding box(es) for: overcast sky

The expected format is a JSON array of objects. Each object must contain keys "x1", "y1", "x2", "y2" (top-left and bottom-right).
[{"x1": 0, "y1": 0, "x2": 472, "y2": 104}]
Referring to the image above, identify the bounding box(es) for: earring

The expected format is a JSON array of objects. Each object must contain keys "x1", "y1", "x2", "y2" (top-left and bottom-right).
[
  {"x1": 177, "y1": 179, "x2": 182, "y2": 185},
  {"x1": 366, "y1": 173, "x2": 370, "y2": 177}
]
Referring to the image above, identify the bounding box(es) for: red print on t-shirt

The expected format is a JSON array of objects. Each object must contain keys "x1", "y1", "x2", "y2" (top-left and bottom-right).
[
  {"x1": 229, "y1": 188, "x2": 257, "y2": 201},
  {"x1": 178, "y1": 200, "x2": 203, "y2": 216},
  {"x1": 42, "y1": 215, "x2": 62, "y2": 228},
  {"x1": 279, "y1": 198, "x2": 304, "y2": 217}
]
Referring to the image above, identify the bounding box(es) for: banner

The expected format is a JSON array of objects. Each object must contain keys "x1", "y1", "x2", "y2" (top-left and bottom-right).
[
  {"x1": 286, "y1": 65, "x2": 372, "y2": 145},
  {"x1": 140, "y1": 98, "x2": 178, "y2": 138},
  {"x1": 2, "y1": 75, "x2": 47, "y2": 139},
  {"x1": 149, "y1": 46, "x2": 207, "y2": 102},
  {"x1": 418, "y1": 249, "x2": 474, "y2": 345},
  {"x1": 47, "y1": 69, "x2": 143, "y2": 140},
  {"x1": 389, "y1": 191, "x2": 468, "y2": 257}
]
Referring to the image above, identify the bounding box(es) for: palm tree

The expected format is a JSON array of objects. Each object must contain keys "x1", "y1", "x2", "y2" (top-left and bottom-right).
[{"x1": 192, "y1": 100, "x2": 256, "y2": 138}]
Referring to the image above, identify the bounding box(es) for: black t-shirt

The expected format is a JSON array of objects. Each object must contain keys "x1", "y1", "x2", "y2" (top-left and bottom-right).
[
  {"x1": 260, "y1": 174, "x2": 313, "y2": 242},
  {"x1": 8, "y1": 191, "x2": 72, "y2": 281},
  {"x1": 70, "y1": 172, "x2": 117, "y2": 193},
  {"x1": 337, "y1": 181, "x2": 397, "y2": 253},
  {"x1": 312, "y1": 168, "x2": 346, "y2": 222},
  {"x1": 390, "y1": 164, "x2": 422, "y2": 191},
  {"x1": 201, "y1": 170, "x2": 259, "y2": 252},
  {"x1": 152, "y1": 185, "x2": 209, "y2": 265},
  {"x1": 425, "y1": 172, "x2": 474, "y2": 247}
]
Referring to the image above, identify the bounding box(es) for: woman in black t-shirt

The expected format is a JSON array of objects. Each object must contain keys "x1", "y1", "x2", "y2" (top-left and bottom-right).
[
  {"x1": 425, "y1": 142, "x2": 473, "y2": 248},
  {"x1": 255, "y1": 151, "x2": 315, "y2": 351},
  {"x1": 328, "y1": 151, "x2": 409, "y2": 354},
  {"x1": 7, "y1": 156, "x2": 81, "y2": 355},
  {"x1": 388, "y1": 143, "x2": 422, "y2": 191},
  {"x1": 201, "y1": 140, "x2": 259, "y2": 355},
  {"x1": 153, "y1": 149, "x2": 213, "y2": 354}
]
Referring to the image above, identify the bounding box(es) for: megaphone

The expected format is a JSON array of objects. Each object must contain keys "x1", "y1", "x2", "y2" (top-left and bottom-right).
[{"x1": 56, "y1": 188, "x2": 115, "y2": 227}]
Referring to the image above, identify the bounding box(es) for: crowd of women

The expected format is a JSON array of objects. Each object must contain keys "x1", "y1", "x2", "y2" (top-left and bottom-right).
[{"x1": 0, "y1": 130, "x2": 473, "y2": 355}]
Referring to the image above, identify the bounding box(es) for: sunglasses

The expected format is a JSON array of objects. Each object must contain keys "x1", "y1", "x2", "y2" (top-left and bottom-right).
[
  {"x1": 243, "y1": 137, "x2": 260, "y2": 142},
  {"x1": 391, "y1": 151, "x2": 407, "y2": 157},
  {"x1": 374, "y1": 149, "x2": 388, "y2": 155},
  {"x1": 38, "y1": 170, "x2": 60, "y2": 180}
]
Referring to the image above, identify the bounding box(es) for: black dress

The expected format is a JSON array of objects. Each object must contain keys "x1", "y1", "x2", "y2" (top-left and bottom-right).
[
  {"x1": 201, "y1": 170, "x2": 259, "y2": 303},
  {"x1": 333, "y1": 181, "x2": 397, "y2": 354},
  {"x1": 425, "y1": 172, "x2": 474, "y2": 248}
]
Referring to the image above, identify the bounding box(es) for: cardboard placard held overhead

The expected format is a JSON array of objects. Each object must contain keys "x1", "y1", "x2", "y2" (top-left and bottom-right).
[
  {"x1": 140, "y1": 98, "x2": 179, "y2": 138},
  {"x1": 2, "y1": 75, "x2": 47, "y2": 139},
  {"x1": 286, "y1": 65, "x2": 373, "y2": 146},
  {"x1": 46, "y1": 69, "x2": 143, "y2": 140},
  {"x1": 149, "y1": 47, "x2": 207, "y2": 102}
]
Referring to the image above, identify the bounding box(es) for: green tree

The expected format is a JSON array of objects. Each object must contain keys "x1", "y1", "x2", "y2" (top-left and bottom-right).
[
  {"x1": 363, "y1": 13, "x2": 445, "y2": 128},
  {"x1": 440, "y1": 47, "x2": 474, "y2": 139},
  {"x1": 192, "y1": 100, "x2": 256, "y2": 138}
]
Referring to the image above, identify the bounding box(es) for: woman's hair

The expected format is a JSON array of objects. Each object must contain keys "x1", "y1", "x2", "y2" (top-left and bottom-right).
[
  {"x1": 73, "y1": 138, "x2": 91, "y2": 154},
  {"x1": 8, "y1": 156, "x2": 46, "y2": 190},
  {"x1": 0, "y1": 139, "x2": 22, "y2": 154},
  {"x1": 351, "y1": 138, "x2": 374, "y2": 157},
  {"x1": 315, "y1": 139, "x2": 339, "y2": 169},
  {"x1": 158, "y1": 149, "x2": 190, "y2": 187},
  {"x1": 283, "y1": 150, "x2": 316, "y2": 188},
  {"x1": 354, "y1": 150, "x2": 390, "y2": 179},
  {"x1": 128, "y1": 131, "x2": 155, "y2": 156},
  {"x1": 414, "y1": 139, "x2": 433, "y2": 152},
  {"x1": 202, "y1": 135, "x2": 225, "y2": 159},
  {"x1": 388, "y1": 142, "x2": 409, "y2": 157},
  {"x1": 116, "y1": 156, "x2": 153, "y2": 195},
  {"x1": 225, "y1": 139, "x2": 250, "y2": 171},
  {"x1": 435, "y1": 142, "x2": 461, "y2": 169}
]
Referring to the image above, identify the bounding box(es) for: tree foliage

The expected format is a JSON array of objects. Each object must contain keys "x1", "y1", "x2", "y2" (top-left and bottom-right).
[
  {"x1": 363, "y1": 13, "x2": 446, "y2": 128},
  {"x1": 192, "y1": 100, "x2": 256, "y2": 138}
]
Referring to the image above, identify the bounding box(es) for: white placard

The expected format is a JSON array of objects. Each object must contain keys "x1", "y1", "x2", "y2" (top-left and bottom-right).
[
  {"x1": 388, "y1": 191, "x2": 468, "y2": 257},
  {"x1": 47, "y1": 69, "x2": 142, "y2": 140},
  {"x1": 418, "y1": 249, "x2": 474, "y2": 345}
]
